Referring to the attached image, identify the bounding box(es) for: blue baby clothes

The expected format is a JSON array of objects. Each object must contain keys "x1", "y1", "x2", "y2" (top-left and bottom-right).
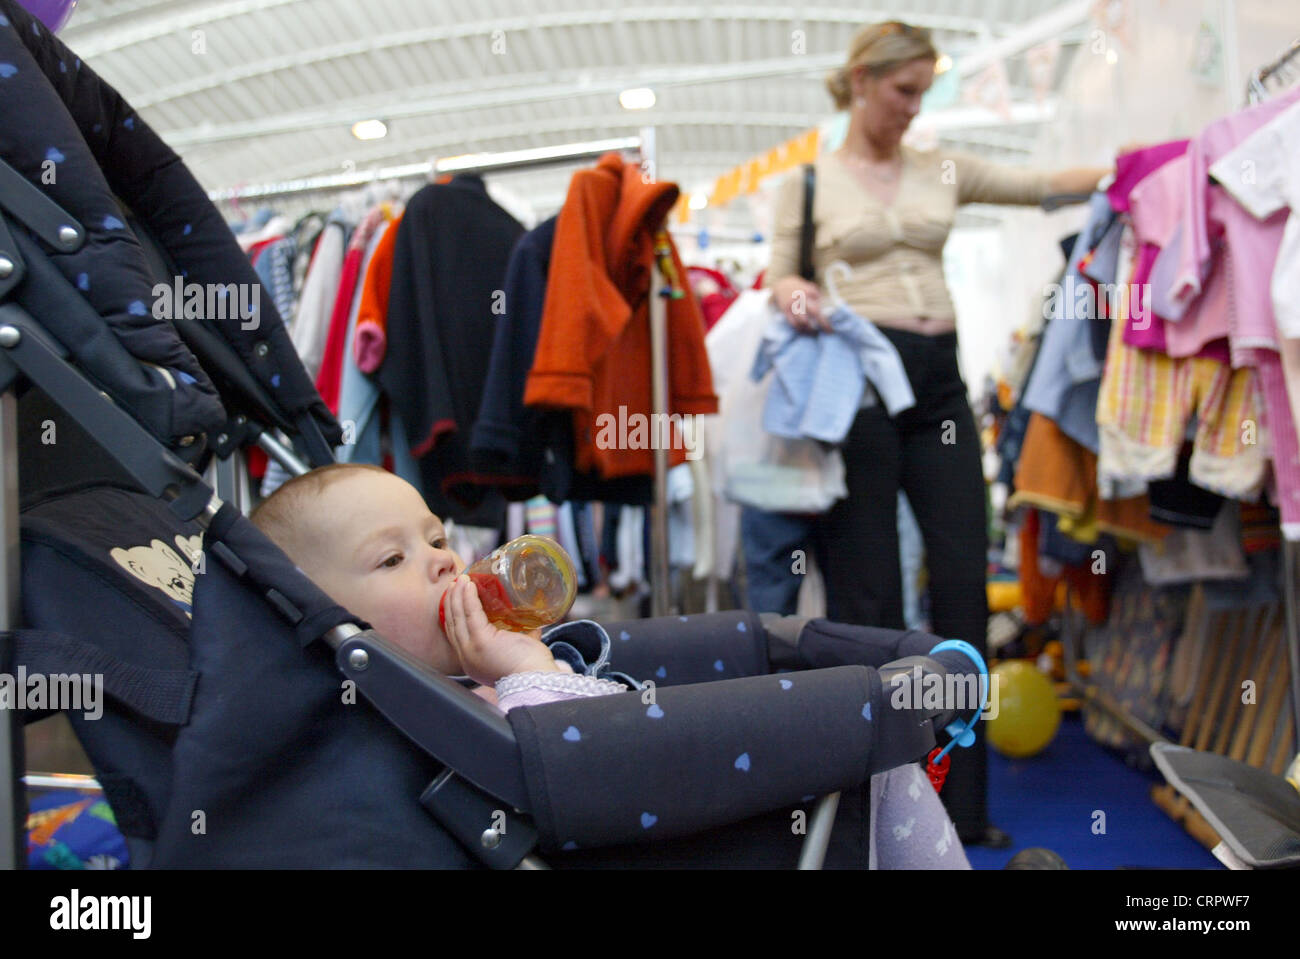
[{"x1": 750, "y1": 304, "x2": 915, "y2": 444}]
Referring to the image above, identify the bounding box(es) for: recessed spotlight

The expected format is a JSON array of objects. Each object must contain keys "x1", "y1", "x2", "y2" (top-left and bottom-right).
[
  {"x1": 619, "y1": 88, "x2": 656, "y2": 110},
  {"x1": 934, "y1": 54, "x2": 953, "y2": 74},
  {"x1": 351, "y1": 119, "x2": 388, "y2": 140},
  {"x1": 689, "y1": 193, "x2": 708, "y2": 210}
]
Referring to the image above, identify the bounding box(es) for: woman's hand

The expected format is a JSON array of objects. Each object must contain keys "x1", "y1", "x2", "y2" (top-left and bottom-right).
[
  {"x1": 771, "y1": 275, "x2": 830, "y2": 333},
  {"x1": 441, "y1": 575, "x2": 560, "y2": 686}
]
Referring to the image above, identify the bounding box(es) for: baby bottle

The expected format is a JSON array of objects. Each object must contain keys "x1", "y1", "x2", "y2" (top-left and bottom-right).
[{"x1": 439, "y1": 535, "x2": 577, "y2": 632}]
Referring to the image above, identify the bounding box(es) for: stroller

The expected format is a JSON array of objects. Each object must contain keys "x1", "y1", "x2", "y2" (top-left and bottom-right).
[{"x1": 0, "y1": 0, "x2": 986, "y2": 869}]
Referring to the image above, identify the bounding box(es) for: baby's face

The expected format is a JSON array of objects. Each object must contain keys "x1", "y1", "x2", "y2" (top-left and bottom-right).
[{"x1": 298, "y1": 471, "x2": 466, "y2": 673}]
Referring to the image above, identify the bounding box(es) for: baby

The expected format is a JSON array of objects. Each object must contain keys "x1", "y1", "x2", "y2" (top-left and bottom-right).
[
  {"x1": 253, "y1": 463, "x2": 971, "y2": 868},
  {"x1": 250, "y1": 463, "x2": 627, "y2": 711}
]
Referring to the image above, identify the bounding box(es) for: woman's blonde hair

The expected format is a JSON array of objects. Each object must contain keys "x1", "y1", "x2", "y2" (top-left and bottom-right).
[{"x1": 826, "y1": 21, "x2": 939, "y2": 109}]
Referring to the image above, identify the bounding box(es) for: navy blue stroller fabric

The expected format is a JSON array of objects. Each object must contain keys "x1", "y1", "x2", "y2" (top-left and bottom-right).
[
  {"x1": 150, "y1": 525, "x2": 473, "y2": 868},
  {"x1": 0, "y1": 0, "x2": 340, "y2": 450},
  {"x1": 596, "y1": 611, "x2": 770, "y2": 686},
  {"x1": 12, "y1": 487, "x2": 972, "y2": 867},
  {"x1": 508, "y1": 665, "x2": 882, "y2": 851},
  {"x1": 17, "y1": 487, "x2": 202, "y2": 844}
]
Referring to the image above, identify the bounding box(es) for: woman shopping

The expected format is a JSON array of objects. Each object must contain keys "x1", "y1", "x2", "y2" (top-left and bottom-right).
[{"x1": 756, "y1": 20, "x2": 1110, "y2": 847}]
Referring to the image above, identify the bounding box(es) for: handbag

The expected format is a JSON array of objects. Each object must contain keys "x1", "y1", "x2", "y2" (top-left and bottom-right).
[{"x1": 799, "y1": 163, "x2": 816, "y2": 282}]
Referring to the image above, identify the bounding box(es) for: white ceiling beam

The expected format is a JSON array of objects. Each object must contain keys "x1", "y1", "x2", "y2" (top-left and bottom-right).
[
  {"x1": 162, "y1": 56, "x2": 848, "y2": 146},
  {"x1": 112, "y1": 6, "x2": 1013, "y2": 108},
  {"x1": 62, "y1": 0, "x2": 304, "y2": 55},
  {"x1": 197, "y1": 109, "x2": 821, "y2": 187},
  {"x1": 73, "y1": 4, "x2": 1013, "y2": 60},
  {"x1": 953, "y1": 0, "x2": 1093, "y2": 76},
  {"x1": 198, "y1": 96, "x2": 1055, "y2": 193}
]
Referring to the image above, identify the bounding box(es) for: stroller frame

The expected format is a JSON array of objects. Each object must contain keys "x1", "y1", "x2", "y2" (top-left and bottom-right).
[
  {"x1": 0, "y1": 135, "x2": 974, "y2": 870},
  {"x1": 0, "y1": 301, "x2": 861, "y2": 868}
]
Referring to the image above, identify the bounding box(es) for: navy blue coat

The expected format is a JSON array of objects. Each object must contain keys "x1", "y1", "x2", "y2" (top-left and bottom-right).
[{"x1": 0, "y1": 0, "x2": 340, "y2": 450}]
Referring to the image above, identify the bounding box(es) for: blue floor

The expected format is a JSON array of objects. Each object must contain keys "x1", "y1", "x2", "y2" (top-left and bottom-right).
[{"x1": 965, "y1": 712, "x2": 1221, "y2": 870}]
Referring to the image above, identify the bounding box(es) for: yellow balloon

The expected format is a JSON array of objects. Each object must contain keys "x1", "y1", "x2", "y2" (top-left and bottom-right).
[{"x1": 986, "y1": 660, "x2": 1061, "y2": 758}]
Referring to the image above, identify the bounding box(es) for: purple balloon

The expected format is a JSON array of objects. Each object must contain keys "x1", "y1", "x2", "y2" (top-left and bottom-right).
[{"x1": 19, "y1": 0, "x2": 78, "y2": 33}]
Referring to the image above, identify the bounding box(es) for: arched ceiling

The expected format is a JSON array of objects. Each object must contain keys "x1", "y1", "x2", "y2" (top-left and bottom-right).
[{"x1": 60, "y1": 0, "x2": 1095, "y2": 220}]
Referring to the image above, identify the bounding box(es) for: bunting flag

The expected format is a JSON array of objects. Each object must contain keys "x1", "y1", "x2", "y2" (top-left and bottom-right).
[{"x1": 676, "y1": 128, "x2": 821, "y2": 226}]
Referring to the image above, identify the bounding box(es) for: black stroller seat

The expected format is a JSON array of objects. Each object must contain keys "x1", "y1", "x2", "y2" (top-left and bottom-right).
[{"x1": 13, "y1": 480, "x2": 983, "y2": 868}]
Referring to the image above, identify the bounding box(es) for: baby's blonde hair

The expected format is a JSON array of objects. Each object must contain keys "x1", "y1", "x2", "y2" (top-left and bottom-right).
[
  {"x1": 250, "y1": 462, "x2": 391, "y2": 563},
  {"x1": 826, "y1": 21, "x2": 939, "y2": 110}
]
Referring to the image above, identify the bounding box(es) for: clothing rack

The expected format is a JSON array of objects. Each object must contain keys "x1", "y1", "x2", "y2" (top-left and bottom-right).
[
  {"x1": 1060, "y1": 61, "x2": 1300, "y2": 769},
  {"x1": 207, "y1": 136, "x2": 645, "y2": 203},
  {"x1": 1244, "y1": 39, "x2": 1300, "y2": 751},
  {"x1": 211, "y1": 130, "x2": 678, "y2": 617}
]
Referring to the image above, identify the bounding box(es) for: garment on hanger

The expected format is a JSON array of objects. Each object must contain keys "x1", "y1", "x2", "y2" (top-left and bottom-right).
[
  {"x1": 1213, "y1": 98, "x2": 1300, "y2": 340},
  {"x1": 316, "y1": 204, "x2": 395, "y2": 413},
  {"x1": 376, "y1": 174, "x2": 523, "y2": 526},
  {"x1": 1095, "y1": 236, "x2": 1267, "y2": 502},
  {"x1": 289, "y1": 211, "x2": 328, "y2": 292},
  {"x1": 523, "y1": 152, "x2": 718, "y2": 480},
  {"x1": 1168, "y1": 85, "x2": 1300, "y2": 315},
  {"x1": 1106, "y1": 140, "x2": 1190, "y2": 355},
  {"x1": 1016, "y1": 508, "x2": 1112, "y2": 626},
  {"x1": 1163, "y1": 90, "x2": 1300, "y2": 539},
  {"x1": 1147, "y1": 444, "x2": 1227, "y2": 530},
  {"x1": 750, "y1": 304, "x2": 915, "y2": 443},
  {"x1": 1021, "y1": 193, "x2": 1112, "y2": 453},
  {"x1": 1010, "y1": 412, "x2": 1171, "y2": 544},
  {"x1": 290, "y1": 214, "x2": 347, "y2": 380},
  {"x1": 253, "y1": 235, "x2": 298, "y2": 324},
  {"x1": 1126, "y1": 153, "x2": 1231, "y2": 363},
  {"x1": 1138, "y1": 499, "x2": 1249, "y2": 586},
  {"x1": 334, "y1": 220, "x2": 421, "y2": 492},
  {"x1": 1211, "y1": 102, "x2": 1300, "y2": 541},
  {"x1": 350, "y1": 210, "x2": 404, "y2": 374}
]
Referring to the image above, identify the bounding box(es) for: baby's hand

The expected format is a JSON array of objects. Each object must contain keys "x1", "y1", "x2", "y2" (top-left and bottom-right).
[{"x1": 441, "y1": 575, "x2": 560, "y2": 686}]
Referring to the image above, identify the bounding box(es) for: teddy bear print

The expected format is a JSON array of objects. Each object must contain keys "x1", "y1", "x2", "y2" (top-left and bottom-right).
[{"x1": 110, "y1": 538, "x2": 196, "y2": 618}]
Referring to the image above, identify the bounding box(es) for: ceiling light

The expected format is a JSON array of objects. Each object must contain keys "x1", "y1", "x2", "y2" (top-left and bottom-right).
[
  {"x1": 934, "y1": 54, "x2": 953, "y2": 74},
  {"x1": 689, "y1": 193, "x2": 708, "y2": 210},
  {"x1": 351, "y1": 119, "x2": 388, "y2": 141},
  {"x1": 1105, "y1": 48, "x2": 1119, "y2": 66},
  {"x1": 619, "y1": 88, "x2": 656, "y2": 110}
]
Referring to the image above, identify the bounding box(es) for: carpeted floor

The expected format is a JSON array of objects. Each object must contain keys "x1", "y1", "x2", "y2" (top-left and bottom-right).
[{"x1": 964, "y1": 712, "x2": 1221, "y2": 870}]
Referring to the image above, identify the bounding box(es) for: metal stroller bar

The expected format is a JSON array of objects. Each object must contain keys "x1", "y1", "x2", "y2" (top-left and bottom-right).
[{"x1": 1, "y1": 389, "x2": 22, "y2": 870}]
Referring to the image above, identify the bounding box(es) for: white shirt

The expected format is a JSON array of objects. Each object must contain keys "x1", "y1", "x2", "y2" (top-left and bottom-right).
[{"x1": 1210, "y1": 99, "x2": 1300, "y2": 339}]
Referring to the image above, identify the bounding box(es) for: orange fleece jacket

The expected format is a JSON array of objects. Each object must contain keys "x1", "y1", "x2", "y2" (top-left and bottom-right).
[
  {"x1": 523, "y1": 153, "x2": 717, "y2": 479},
  {"x1": 353, "y1": 212, "x2": 404, "y2": 374}
]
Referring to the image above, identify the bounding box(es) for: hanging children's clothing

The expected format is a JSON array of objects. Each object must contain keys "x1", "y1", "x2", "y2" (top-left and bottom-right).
[
  {"x1": 315, "y1": 204, "x2": 395, "y2": 413},
  {"x1": 335, "y1": 219, "x2": 421, "y2": 490},
  {"x1": 290, "y1": 215, "x2": 347, "y2": 381},
  {"x1": 523, "y1": 152, "x2": 718, "y2": 481},
  {"x1": 376, "y1": 174, "x2": 523, "y2": 526},
  {"x1": 1210, "y1": 98, "x2": 1300, "y2": 540}
]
